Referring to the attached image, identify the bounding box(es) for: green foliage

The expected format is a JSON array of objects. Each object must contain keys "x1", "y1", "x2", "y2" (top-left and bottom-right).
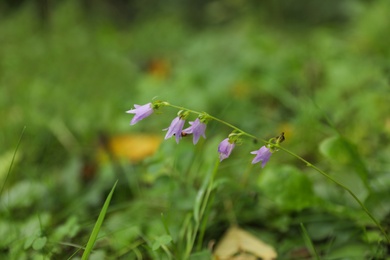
[
  {"x1": 82, "y1": 180, "x2": 117, "y2": 259},
  {"x1": 152, "y1": 234, "x2": 172, "y2": 251},
  {"x1": 300, "y1": 223, "x2": 320, "y2": 260},
  {"x1": 1, "y1": 0, "x2": 390, "y2": 259},
  {"x1": 258, "y1": 165, "x2": 318, "y2": 211}
]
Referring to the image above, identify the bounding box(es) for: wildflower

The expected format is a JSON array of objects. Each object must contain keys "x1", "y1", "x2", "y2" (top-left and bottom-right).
[
  {"x1": 164, "y1": 116, "x2": 186, "y2": 143},
  {"x1": 182, "y1": 118, "x2": 207, "y2": 144},
  {"x1": 251, "y1": 146, "x2": 272, "y2": 168},
  {"x1": 126, "y1": 103, "x2": 154, "y2": 125},
  {"x1": 218, "y1": 138, "x2": 235, "y2": 161}
]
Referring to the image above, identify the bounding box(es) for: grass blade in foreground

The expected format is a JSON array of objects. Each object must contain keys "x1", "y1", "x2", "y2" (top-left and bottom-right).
[
  {"x1": 0, "y1": 126, "x2": 26, "y2": 197},
  {"x1": 81, "y1": 180, "x2": 118, "y2": 260},
  {"x1": 300, "y1": 223, "x2": 320, "y2": 260}
]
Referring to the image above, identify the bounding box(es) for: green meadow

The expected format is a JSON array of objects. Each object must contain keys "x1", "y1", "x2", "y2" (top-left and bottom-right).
[{"x1": 1, "y1": 1, "x2": 390, "y2": 259}]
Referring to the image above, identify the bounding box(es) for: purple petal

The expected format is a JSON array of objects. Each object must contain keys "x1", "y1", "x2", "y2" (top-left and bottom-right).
[
  {"x1": 218, "y1": 138, "x2": 235, "y2": 161},
  {"x1": 251, "y1": 146, "x2": 272, "y2": 168},
  {"x1": 182, "y1": 118, "x2": 207, "y2": 144},
  {"x1": 164, "y1": 117, "x2": 186, "y2": 144},
  {"x1": 126, "y1": 103, "x2": 154, "y2": 125}
]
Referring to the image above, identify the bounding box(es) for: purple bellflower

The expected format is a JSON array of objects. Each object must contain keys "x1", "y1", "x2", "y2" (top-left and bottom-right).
[
  {"x1": 126, "y1": 103, "x2": 154, "y2": 125},
  {"x1": 251, "y1": 146, "x2": 272, "y2": 168},
  {"x1": 164, "y1": 117, "x2": 186, "y2": 143},
  {"x1": 218, "y1": 138, "x2": 235, "y2": 161},
  {"x1": 182, "y1": 118, "x2": 207, "y2": 144}
]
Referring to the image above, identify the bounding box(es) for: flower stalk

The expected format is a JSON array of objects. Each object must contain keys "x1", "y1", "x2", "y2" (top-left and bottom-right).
[{"x1": 127, "y1": 100, "x2": 390, "y2": 244}]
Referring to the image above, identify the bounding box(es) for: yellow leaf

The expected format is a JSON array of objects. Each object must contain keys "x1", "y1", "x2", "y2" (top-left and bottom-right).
[
  {"x1": 98, "y1": 134, "x2": 162, "y2": 163},
  {"x1": 230, "y1": 82, "x2": 252, "y2": 99},
  {"x1": 214, "y1": 226, "x2": 277, "y2": 260},
  {"x1": 147, "y1": 58, "x2": 170, "y2": 79}
]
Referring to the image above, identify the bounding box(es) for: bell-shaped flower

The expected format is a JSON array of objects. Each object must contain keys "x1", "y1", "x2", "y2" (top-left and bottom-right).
[
  {"x1": 164, "y1": 117, "x2": 186, "y2": 143},
  {"x1": 126, "y1": 103, "x2": 154, "y2": 125},
  {"x1": 182, "y1": 118, "x2": 207, "y2": 144},
  {"x1": 251, "y1": 146, "x2": 272, "y2": 168},
  {"x1": 218, "y1": 138, "x2": 235, "y2": 161}
]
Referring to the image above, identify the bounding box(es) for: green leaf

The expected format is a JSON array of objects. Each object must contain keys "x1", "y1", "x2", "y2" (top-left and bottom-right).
[
  {"x1": 258, "y1": 165, "x2": 318, "y2": 211},
  {"x1": 319, "y1": 135, "x2": 370, "y2": 201},
  {"x1": 152, "y1": 234, "x2": 172, "y2": 250},
  {"x1": 189, "y1": 250, "x2": 212, "y2": 260},
  {"x1": 193, "y1": 186, "x2": 205, "y2": 224},
  {"x1": 211, "y1": 177, "x2": 230, "y2": 190},
  {"x1": 319, "y1": 135, "x2": 351, "y2": 164},
  {"x1": 158, "y1": 234, "x2": 172, "y2": 245},
  {"x1": 52, "y1": 215, "x2": 80, "y2": 241},
  {"x1": 23, "y1": 236, "x2": 36, "y2": 250},
  {"x1": 81, "y1": 180, "x2": 118, "y2": 260},
  {"x1": 32, "y1": 236, "x2": 47, "y2": 251},
  {"x1": 327, "y1": 243, "x2": 370, "y2": 259},
  {"x1": 1, "y1": 181, "x2": 48, "y2": 209},
  {"x1": 193, "y1": 171, "x2": 210, "y2": 224},
  {"x1": 319, "y1": 135, "x2": 369, "y2": 189}
]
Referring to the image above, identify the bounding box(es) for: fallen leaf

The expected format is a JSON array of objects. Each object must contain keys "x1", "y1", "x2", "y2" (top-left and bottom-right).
[
  {"x1": 214, "y1": 226, "x2": 277, "y2": 260},
  {"x1": 230, "y1": 82, "x2": 252, "y2": 99},
  {"x1": 147, "y1": 58, "x2": 170, "y2": 79},
  {"x1": 98, "y1": 134, "x2": 162, "y2": 163}
]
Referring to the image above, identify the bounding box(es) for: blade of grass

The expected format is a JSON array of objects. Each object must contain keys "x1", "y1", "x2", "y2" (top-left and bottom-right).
[
  {"x1": 300, "y1": 223, "x2": 320, "y2": 260},
  {"x1": 0, "y1": 126, "x2": 26, "y2": 198},
  {"x1": 161, "y1": 213, "x2": 177, "y2": 255},
  {"x1": 65, "y1": 243, "x2": 84, "y2": 260},
  {"x1": 81, "y1": 180, "x2": 118, "y2": 260}
]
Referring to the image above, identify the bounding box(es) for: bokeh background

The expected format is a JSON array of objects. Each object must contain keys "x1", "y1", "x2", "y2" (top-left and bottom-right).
[{"x1": 1, "y1": 0, "x2": 390, "y2": 259}]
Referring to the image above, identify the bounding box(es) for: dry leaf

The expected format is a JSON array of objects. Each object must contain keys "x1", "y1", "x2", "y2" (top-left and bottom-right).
[
  {"x1": 147, "y1": 58, "x2": 170, "y2": 79},
  {"x1": 214, "y1": 226, "x2": 277, "y2": 260},
  {"x1": 98, "y1": 134, "x2": 162, "y2": 163},
  {"x1": 230, "y1": 82, "x2": 252, "y2": 99}
]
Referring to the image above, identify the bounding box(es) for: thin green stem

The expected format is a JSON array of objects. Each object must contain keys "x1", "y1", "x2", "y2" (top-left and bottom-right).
[
  {"x1": 164, "y1": 102, "x2": 389, "y2": 244},
  {"x1": 165, "y1": 103, "x2": 260, "y2": 141},
  {"x1": 277, "y1": 145, "x2": 389, "y2": 243}
]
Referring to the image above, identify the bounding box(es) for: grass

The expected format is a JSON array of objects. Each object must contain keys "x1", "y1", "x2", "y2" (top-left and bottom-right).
[
  {"x1": 81, "y1": 180, "x2": 118, "y2": 259},
  {"x1": 1, "y1": 0, "x2": 390, "y2": 259},
  {"x1": 0, "y1": 127, "x2": 25, "y2": 198}
]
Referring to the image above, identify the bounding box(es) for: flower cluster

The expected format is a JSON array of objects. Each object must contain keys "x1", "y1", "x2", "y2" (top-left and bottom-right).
[{"x1": 126, "y1": 101, "x2": 284, "y2": 168}]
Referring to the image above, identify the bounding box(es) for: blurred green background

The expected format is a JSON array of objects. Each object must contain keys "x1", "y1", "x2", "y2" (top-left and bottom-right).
[{"x1": 1, "y1": 0, "x2": 390, "y2": 259}]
